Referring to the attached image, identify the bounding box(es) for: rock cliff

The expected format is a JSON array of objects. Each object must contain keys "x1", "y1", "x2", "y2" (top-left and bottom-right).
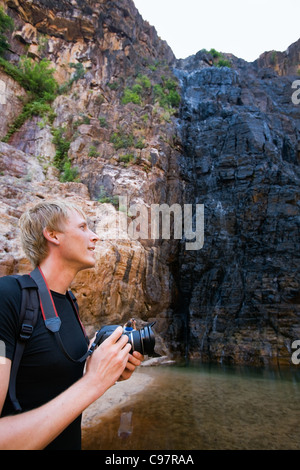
[
  {"x1": 173, "y1": 47, "x2": 300, "y2": 366},
  {"x1": 0, "y1": 0, "x2": 299, "y2": 365},
  {"x1": 0, "y1": 0, "x2": 181, "y2": 352}
]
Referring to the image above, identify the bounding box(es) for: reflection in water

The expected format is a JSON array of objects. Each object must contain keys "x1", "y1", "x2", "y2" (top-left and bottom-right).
[
  {"x1": 118, "y1": 411, "x2": 133, "y2": 439},
  {"x1": 82, "y1": 362, "x2": 300, "y2": 450}
]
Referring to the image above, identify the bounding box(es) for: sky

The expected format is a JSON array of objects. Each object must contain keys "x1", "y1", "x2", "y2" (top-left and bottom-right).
[{"x1": 133, "y1": 0, "x2": 300, "y2": 62}]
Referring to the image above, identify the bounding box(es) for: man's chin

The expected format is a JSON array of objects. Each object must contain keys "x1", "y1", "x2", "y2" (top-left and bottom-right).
[{"x1": 78, "y1": 258, "x2": 96, "y2": 271}]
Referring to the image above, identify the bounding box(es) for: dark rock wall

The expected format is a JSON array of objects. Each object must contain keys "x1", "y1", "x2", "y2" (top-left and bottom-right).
[{"x1": 172, "y1": 53, "x2": 300, "y2": 366}]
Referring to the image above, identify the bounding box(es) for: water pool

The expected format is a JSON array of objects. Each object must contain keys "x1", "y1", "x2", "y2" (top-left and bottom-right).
[{"x1": 82, "y1": 362, "x2": 300, "y2": 450}]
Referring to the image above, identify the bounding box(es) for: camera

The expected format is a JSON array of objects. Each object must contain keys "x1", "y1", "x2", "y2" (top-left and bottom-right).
[{"x1": 90, "y1": 321, "x2": 156, "y2": 356}]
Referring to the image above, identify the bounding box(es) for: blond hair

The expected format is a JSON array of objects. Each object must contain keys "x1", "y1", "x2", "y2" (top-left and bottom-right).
[{"x1": 19, "y1": 200, "x2": 87, "y2": 268}]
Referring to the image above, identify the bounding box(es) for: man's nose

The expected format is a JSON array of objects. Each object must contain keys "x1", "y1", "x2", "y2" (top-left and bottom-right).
[{"x1": 90, "y1": 229, "x2": 99, "y2": 241}]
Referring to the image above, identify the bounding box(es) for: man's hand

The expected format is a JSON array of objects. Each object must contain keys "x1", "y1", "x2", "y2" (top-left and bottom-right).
[
  {"x1": 85, "y1": 326, "x2": 131, "y2": 393},
  {"x1": 118, "y1": 351, "x2": 144, "y2": 381}
]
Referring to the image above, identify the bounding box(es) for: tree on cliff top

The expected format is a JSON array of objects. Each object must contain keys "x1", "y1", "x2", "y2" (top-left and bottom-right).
[{"x1": 0, "y1": 6, "x2": 14, "y2": 56}]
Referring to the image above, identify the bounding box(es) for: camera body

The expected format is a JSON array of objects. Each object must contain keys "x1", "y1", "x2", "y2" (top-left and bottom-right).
[{"x1": 93, "y1": 321, "x2": 156, "y2": 356}]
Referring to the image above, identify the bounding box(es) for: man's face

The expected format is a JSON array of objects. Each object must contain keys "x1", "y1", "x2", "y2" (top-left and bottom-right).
[{"x1": 56, "y1": 210, "x2": 99, "y2": 271}]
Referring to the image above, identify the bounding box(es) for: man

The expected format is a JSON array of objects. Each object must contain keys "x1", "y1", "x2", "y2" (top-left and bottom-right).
[
  {"x1": 0, "y1": 200, "x2": 143, "y2": 450},
  {"x1": 124, "y1": 320, "x2": 133, "y2": 332}
]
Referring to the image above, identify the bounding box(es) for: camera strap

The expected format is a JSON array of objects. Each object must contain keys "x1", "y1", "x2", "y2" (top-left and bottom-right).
[{"x1": 30, "y1": 266, "x2": 90, "y2": 364}]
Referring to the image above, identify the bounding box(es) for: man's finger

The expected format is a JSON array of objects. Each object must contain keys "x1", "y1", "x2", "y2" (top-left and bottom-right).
[{"x1": 102, "y1": 326, "x2": 126, "y2": 346}]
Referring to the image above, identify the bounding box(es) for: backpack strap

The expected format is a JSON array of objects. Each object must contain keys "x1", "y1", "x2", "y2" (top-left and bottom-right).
[{"x1": 8, "y1": 275, "x2": 40, "y2": 413}]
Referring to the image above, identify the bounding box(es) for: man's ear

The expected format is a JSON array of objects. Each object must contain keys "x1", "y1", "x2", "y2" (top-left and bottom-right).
[{"x1": 43, "y1": 227, "x2": 60, "y2": 246}]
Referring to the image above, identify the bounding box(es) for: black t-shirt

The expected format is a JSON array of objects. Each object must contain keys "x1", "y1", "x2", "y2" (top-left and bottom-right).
[{"x1": 0, "y1": 276, "x2": 89, "y2": 450}]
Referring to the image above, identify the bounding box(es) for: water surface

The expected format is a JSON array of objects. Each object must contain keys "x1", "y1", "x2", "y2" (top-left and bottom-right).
[{"x1": 82, "y1": 362, "x2": 300, "y2": 450}]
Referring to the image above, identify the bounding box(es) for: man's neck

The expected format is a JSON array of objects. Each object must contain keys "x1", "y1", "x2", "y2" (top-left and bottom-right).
[{"x1": 38, "y1": 259, "x2": 77, "y2": 295}]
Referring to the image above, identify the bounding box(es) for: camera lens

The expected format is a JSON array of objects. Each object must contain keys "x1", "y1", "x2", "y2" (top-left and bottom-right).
[
  {"x1": 94, "y1": 322, "x2": 156, "y2": 356},
  {"x1": 128, "y1": 322, "x2": 155, "y2": 356}
]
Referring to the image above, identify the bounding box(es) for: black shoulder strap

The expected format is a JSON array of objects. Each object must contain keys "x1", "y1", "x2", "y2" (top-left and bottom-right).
[{"x1": 8, "y1": 275, "x2": 40, "y2": 413}]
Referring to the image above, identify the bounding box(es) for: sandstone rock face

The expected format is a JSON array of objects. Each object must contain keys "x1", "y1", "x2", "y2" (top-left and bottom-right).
[
  {"x1": 173, "y1": 52, "x2": 300, "y2": 366},
  {"x1": 0, "y1": 0, "x2": 180, "y2": 356},
  {"x1": 0, "y1": 70, "x2": 28, "y2": 139},
  {"x1": 0, "y1": 138, "x2": 178, "y2": 355},
  {"x1": 255, "y1": 38, "x2": 300, "y2": 77}
]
